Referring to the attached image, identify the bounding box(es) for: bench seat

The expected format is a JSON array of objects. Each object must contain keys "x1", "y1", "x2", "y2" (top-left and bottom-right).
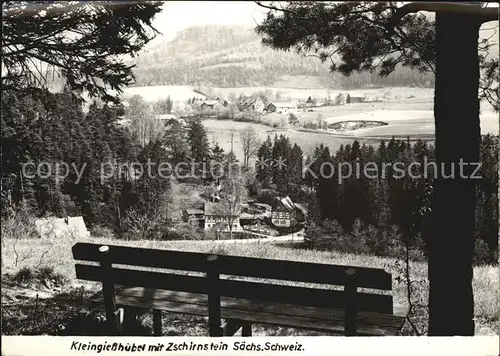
[{"x1": 89, "y1": 286, "x2": 408, "y2": 336}]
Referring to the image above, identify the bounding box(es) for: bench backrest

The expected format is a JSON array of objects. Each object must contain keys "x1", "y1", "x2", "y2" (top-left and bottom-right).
[{"x1": 72, "y1": 242, "x2": 394, "y2": 314}]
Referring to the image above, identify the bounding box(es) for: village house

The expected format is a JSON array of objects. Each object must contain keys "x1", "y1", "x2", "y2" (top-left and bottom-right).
[
  {"x1": 271, "y1": 196, "x2": 307, "y2": 228},
  {"x1": 305, "y1": 96, "x2": 323, "y2": 108},
  {"x1": 346, "y1": 93, "x2": 366, "y2": 104},
  {"x1": 214, "y1": 97, "x2": 229, "y2": 107},
  {"x1": 200, "y1": 100, "x2": 220, "y2": 111},
  {"x1": 203, "y1": 202, "x2": 243, "y2": 232},
  {"x1": 265, "y1": 100, "x2": 298, "y2": 114},
  {"x1": 236, "y1": 96, "x2": 265, "y2": 113},
  {"x1": 271, "y1": 196, "x2": 296, "y2": 228}
]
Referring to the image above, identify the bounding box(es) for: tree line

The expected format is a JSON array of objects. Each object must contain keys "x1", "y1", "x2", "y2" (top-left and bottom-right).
[
  {"x1": 0, "y1": 87, "x2": 245, "y2": 240},
  {"x1": 133, "y1": 59, "x2": 436, "y2": 89},
  {"x1": 254, "y1": 134, "x2": 498, "y2": 264}
]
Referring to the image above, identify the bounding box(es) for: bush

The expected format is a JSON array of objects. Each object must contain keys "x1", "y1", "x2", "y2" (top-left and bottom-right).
[
  {"x1": 11, "y1": 266, "x2": 35, "y2": 284},
  {"x1": 8, "y1": 266, "x2": 67, "y2": 287},
  {"x1": 1, "y1": 207, "x2": 39, "y2": 241},
  {"x1": 305, "y1": 219, "x2": 429, "y2": 261}
]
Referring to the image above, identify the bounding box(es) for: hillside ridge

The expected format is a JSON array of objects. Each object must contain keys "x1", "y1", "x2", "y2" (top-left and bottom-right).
[{"x1": 130, "y1": 24, "x2": 435, "y2": 89}]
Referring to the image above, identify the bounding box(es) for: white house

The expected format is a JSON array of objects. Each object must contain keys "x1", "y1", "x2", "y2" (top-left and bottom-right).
[
  {"x1": 346, "y1": 93, "x2": 366, "y2": 104},
  {"x1": 265, "y1": 100, "x2": 298, "y2": 114},
  {"x1": 203, "y1": 202, "x2": 243, "y2": 232}
]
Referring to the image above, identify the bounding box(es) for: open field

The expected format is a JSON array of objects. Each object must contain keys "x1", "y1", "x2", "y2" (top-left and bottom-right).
[
  {"x1": 204, "y1": 119, "x2": 359, "y2": 161},
  {"x1": 1, "y1": 236, "x2": 498, "y2": 336},
  {"x1": 322, "y1": 109, "x2": 499, "y2": 139},
  {"x1": 204, "y1": 98, "x2": 498, "y2": 161}
]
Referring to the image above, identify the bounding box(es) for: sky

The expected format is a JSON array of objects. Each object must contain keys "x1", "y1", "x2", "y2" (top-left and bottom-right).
[
  {"x1": 148, "y1": 2, "x2": 497, "y2": 52},
  {"x1": 149, "y1": 1, "x2": 268, "y2": 44}
]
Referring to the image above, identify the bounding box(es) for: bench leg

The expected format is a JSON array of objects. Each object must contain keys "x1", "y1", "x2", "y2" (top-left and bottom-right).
[
  {"x1": 114, "y1": 308, "x2": 124, "y2": 335},
  {"x1": 153, "y1": 310, "x2": 162, "y2": 336},
  {"x1": 207, "y1": 255, "x2": 223, "y2": 337},
  {"x1": 241, "y1": 322, "x2": 252, "y2": 336},
  {"x1": 122, "y1": 307, "x2": 137, "y2": 334}
]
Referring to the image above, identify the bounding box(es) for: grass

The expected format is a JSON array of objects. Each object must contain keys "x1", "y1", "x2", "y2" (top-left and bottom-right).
[{"x1": 1, "y1": 236, "x2": 498, "y2": 336}]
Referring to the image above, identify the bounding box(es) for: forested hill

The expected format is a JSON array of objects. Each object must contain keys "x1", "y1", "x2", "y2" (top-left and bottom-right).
[{"x1": 130, "y1": 25, "x2": 435, "y2": 89}]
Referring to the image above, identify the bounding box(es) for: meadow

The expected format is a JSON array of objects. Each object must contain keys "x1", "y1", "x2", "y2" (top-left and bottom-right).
[
  {"x1": 204, "y1": 118, "x2": 360, "y2": 162},
  {"x1": 203, "y1": 97, "x2": 498, "y2": 162},
  {"x1": 1, "y1": 235, "x2": 498, "y2": 336}
]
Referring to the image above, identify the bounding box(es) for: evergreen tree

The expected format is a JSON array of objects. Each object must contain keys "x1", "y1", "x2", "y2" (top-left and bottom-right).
[
  {"x1": 271, "y1": 135, "x2": 291, "y2": 194},
  {"x1": 163, "y1": 119, "x2": 190, "y2": 164},
  {"x1": 2, "y1": 1, "x2": 163, "y2": 103},
  {"x1": 187, "y1": 117, "x2": 210, "y2": 163},
  {"x1": 256, "y1": 135, "x2": 273, "y2": 187}
]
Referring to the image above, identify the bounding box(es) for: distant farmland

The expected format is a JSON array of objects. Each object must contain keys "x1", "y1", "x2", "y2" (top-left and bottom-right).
[{"x1": 204, "y1": 103, "x2": 498, "y2": 162}]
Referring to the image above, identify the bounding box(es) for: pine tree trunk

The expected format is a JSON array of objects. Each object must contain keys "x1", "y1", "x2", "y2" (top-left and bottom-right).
[{"x1": 428, "y1": 13, "x2": 481, "y2": 336}]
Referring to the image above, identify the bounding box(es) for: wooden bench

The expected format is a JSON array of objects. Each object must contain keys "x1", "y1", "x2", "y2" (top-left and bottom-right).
[{"x1": 72, "y1": 242, "x2": 408, "y2": 336}]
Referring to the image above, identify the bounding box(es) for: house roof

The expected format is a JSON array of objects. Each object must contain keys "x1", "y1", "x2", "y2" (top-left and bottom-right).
[
  {"x1": 294, "y1": 203, "x2": 308, "y2": 216},
  {"x1": 237, "y1": 96, "x2": 262, "y2": 108},
  {"x1": 274, "y1": 197, "x2": 308, "y2": 215},
  {"x1": 253, "y1": 203, "x2": 272, "y2": 210},
  {"x1": 274, "y1": 196, "x2": 295, "y2": 211},
  {"x1": 35, "y1": 216, "x2": 90, "y2": 239},
  {"x1": 282, "y1": 196, "x2": 296, "y2": 210},
  {"x1": 184, "y1": 208, "x2": 204, "y2": 215},
  {"x1": 267, "y1": 100, "x2": 297, "y2": 108}
]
